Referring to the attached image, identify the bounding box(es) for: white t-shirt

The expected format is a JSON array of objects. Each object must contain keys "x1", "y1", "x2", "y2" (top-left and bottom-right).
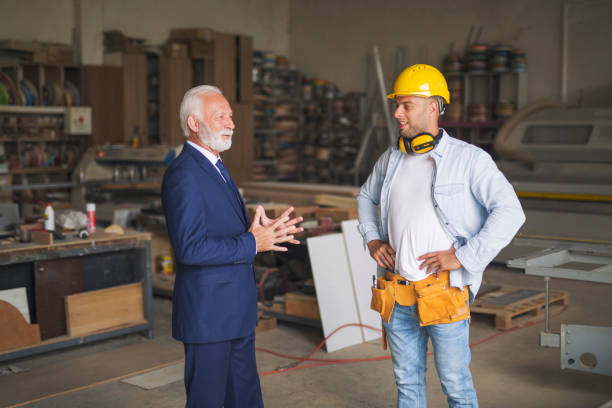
[{"x1": 387, "y1": 152, "x2": 452, "y2": 282}]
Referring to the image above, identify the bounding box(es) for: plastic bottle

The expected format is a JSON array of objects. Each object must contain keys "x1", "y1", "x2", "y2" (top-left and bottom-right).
[
  {"x1": 44, "y1": 202, "x2": 55, "y2": 231},
  {"x1": 86, "y1": 203, "x2": 96, "y2": 234}
]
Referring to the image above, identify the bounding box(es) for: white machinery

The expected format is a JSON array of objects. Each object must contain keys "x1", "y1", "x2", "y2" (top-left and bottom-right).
[{"x1": 494, "y1": 104, "x2": 612, "y2": 377}]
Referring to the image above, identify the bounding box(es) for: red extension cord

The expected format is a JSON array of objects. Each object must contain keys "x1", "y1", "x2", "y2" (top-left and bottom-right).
[{"x1": 256, "y1": 305, "x2": 569, "y2": 376}]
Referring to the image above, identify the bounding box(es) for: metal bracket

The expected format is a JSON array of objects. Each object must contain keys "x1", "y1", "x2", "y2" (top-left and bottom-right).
[{"x1": 560, "y1": 324, "x2": 612, "y2": 376}]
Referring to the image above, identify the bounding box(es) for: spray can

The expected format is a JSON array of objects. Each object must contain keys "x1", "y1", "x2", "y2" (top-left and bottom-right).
[
  {"x1": 86, "y1": 203, "x2": 96, "y2": 234},
  {"x1": 44, "y1": 202, "x2": 55, "y2": 231}
]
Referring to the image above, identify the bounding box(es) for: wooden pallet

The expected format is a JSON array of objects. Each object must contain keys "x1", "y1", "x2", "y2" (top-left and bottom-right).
[{"x1": 471, "y1": 285, "x2": 569, "y2": 329}]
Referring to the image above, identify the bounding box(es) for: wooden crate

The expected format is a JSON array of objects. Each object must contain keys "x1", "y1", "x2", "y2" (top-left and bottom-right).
[
  {"x1": 64, "y1": 282, "x2": 146, "y2": 336},
  {"x1": 255, "y1": 311, "x2": 277, "y2": 334},
  {"x1": 471, "y1": 285, "x2": 569, "y2": 330},
  {"x1": 285, "y1": 291, "x2": 320, "y2": 320}
]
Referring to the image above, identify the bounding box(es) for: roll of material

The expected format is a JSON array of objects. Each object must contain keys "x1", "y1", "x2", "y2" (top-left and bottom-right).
[
  {"x1": 0, "y1": 83, "x2": 8, "y2": 104},
  {"x1": 64, "y1": 80, "x2": 81, "y2": 106},
  {"x1": 20, "y1": 80, "x2": 38, "y2": 106},
  {"x1": 0, "y1": 72, "x2": 18, "y2": 105},
  {"x1": 42, "y1": 82, "x2": 64, "y2": 106}
]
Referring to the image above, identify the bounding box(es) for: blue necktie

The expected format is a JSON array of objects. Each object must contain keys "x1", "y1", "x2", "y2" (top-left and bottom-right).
[{"x1": 215, "y1": 159, "x2": 231, "y2": 184}]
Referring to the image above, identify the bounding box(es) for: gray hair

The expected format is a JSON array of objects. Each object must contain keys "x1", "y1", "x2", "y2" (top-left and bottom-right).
[{"x1": 179, "y1": 85, "x2": 223, "y2": 137}]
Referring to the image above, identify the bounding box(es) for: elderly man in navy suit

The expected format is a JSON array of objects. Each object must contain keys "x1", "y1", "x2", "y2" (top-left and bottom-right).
[{"x1": 162, "y1": 85, "x2": 302, "y2": 408}]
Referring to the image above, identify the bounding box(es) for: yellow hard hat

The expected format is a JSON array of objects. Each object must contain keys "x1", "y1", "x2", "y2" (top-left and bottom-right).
[{"x1": 387, "y1": 64, "x2": 450, "y2": 104}]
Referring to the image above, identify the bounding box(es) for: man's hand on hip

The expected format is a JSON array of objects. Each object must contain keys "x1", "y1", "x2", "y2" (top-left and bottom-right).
[
  {"x1": 367, "y1": 240, "x2": 396, "y2": 271},
  {"x1": 249, "y1": 206, "x2": 303, "y2": 252},
  {"x1": 417, "y1": 244, "x2": 462, "y2": 276}
]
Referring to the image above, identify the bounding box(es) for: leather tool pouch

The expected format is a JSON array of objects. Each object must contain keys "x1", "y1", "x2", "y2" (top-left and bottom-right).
[
  {"x1": 415, "y1": 281, "x2": 470, "y2": 327},
  {"x1": 370, "y1": 277, "x2": 395, "y2": 323}
]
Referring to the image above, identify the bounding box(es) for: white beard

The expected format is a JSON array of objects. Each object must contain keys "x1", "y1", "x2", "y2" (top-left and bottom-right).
[{"x1": 197, "y1": 126, "x2": 233, "y2": 152}]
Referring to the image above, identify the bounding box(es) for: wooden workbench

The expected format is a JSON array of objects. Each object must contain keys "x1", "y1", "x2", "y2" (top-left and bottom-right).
[{"x1": 0, "y1": 232, "x2": 153, "y2": 363}]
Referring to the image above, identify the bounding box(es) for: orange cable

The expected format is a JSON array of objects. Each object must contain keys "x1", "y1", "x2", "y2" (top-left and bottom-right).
[{"x1": 257, "y1": 305, "x2": 569, "y2": 376}]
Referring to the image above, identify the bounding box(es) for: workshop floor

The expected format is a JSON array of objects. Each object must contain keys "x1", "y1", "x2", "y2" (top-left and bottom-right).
[{"x1": 5, "y1": 265, "x2": 612, "y2": 408}]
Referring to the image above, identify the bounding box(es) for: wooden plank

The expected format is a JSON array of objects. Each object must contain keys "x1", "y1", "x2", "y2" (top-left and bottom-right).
[
  {"x1": 212, "y1": 32, "x2": 237, "y2": 101},
  {"x1": 0, "y1": 300, "x2": 40, "y2": 352},
  {"x1": 315, "y1": 194, "x2": 357, "y2": 208},
  {"x1": 0, "y1": 232, "x2": 151, "y2": 257},
  {"x1": 65, "y1": 282, "x2": 144, "y2": 336},
  {"x1": 159, "y1": 56, "x2": 192, "y2": 147},
  {"x1": 307, "y1": 233, "x2": 363, "y2": 352},
  {"x1": 285, "y1": 291, "x2": 320, "y2": 320},
  {"x1": 34, "y1": 258, "x2": 83, "y2": 340},
  {"x1": 317, "y1": 207, "x2": 357, "y2": 222},
  {"x1": 341, "y1": 220, "x2": 381, "y2": 342},
  {"x1": 0, "y1": 287, "x2": 31, "y2": 323}
]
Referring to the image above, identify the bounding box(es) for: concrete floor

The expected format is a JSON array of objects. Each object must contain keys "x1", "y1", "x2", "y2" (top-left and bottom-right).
[{"x1": 5, "y1": 265, "x2": 612, "y2": 408}]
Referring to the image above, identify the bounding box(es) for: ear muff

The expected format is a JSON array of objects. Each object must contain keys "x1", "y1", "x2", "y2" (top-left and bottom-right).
[{"x1": 397, "y1": 132, "x2": 440, "y2": 154}]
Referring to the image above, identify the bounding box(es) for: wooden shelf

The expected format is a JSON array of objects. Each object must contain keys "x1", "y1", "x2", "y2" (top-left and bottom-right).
[
  {"x1": 7, "y1": 166, "x2": 70, "y2": 175},
  {"x1": 0, "y1": 137, "x2": 70, "y2": 143},
  {"x1": 0, "y1": 106, "x2": 67, "y2": 114}
]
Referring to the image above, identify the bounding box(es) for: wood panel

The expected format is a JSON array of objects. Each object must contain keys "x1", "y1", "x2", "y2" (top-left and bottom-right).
[
  {"x1": 104, "y1": 53, "x2": 149, "y2": 145},
  {"x1": 159, "y1": 56, "x2": 192, "y2": 147},
  {"x1": 307, "y1": 233, "x2": 363, "y2": 352},
  {"x1": 237, "y1": 35, "x2": 253, "y2": 102},
  {"x1": 341, "y1": 220, "x2": 381, "y2": 342},
  {"x1": 0, "y1": 300, "x2": 40, "y2": 352},
  {"x1": 65, "y1": 282, "x2": 144, "y2": 336},
  {"x1": 34, "y1": 258, "x2": 83, "y2": 340},
  {"x1": 81, "y1": 65, "x2": 124, "y2": 147},
  {"x1": 212, "y1": 32, "x2": 237, "y2": 101}
]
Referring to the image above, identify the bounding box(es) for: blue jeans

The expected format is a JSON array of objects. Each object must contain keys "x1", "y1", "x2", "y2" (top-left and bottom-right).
[{"x1": 383, "y1": 303, "x2": 478, "y2": 408}]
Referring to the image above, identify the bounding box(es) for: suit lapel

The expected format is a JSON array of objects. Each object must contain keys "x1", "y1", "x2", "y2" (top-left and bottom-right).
[
  {"x1": 227, "y1": 177, "x2": 249, "y2": 225},
  {"x1": 183, "y1": 143, "x2": 246, "y2": 226}
]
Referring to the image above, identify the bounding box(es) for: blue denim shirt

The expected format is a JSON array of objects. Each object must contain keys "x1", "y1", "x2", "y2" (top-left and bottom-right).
[{"x1": 357, "y1": 130, "x2": 525, "y2": 301}]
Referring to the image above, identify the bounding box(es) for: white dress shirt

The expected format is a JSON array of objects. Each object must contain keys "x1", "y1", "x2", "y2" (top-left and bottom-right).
[{"x1": 187, "y1": 140, "x2": 226, "y2": 182}]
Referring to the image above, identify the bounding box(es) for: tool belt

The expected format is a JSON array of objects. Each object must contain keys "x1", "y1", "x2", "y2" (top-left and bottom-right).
[{"x1": 370, "y1": 271, "x2": 470, "y2": 326}]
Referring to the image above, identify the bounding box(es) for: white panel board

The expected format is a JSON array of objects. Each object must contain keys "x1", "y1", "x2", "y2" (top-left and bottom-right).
[
  {"x1": 341, "y1": 219, "x2": 382, "y2": 342},
  {"x1": 0, "y1": 287, "x2": 30, "y2": 323},
  {"x1": 307, "y1": 233, "x2": 363, "y2": 353}
]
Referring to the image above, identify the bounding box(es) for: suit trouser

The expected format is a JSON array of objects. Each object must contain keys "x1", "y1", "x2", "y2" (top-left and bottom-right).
[{"x1": 183, "y1": 331, "x2": 263, "y2": 408}]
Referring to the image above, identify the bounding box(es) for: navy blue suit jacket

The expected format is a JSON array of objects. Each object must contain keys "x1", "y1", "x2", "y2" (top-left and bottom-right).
[{"x1": 162, "y1": 143, "x2": 257, "y2": 344}]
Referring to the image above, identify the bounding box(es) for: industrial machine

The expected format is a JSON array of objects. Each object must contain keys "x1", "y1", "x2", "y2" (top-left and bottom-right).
[
  {"x1": 71, "y1": 144, "x2": 179, "y2": 225},
  {"x1": 494, "y1": 104, "x2": 612, "y2": 377}
]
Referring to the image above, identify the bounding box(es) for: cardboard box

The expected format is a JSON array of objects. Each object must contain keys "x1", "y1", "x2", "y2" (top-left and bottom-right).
[
  {"x1": 163, "y1": 42, "x2": 188, "y2": 58},
  {"x1": 170, "y1": 28, "x2": 215, "y2": 42},
  {"x1": 104, "y1": 30, "x2": 145, "y2": 54},
  {"x1": 285, "y1": 292, "x2": 320, "y2": 321},
  {"x1": 32, "y1": 45, "x2": 75, "y2": 64},
  {"x1": 189, "y1": 39, "x2": 210, "y2": 58}
]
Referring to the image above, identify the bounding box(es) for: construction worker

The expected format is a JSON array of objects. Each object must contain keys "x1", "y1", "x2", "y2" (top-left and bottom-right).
[{"x1": 357, "y1": 64, "x2": 525, "y2": 407}]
